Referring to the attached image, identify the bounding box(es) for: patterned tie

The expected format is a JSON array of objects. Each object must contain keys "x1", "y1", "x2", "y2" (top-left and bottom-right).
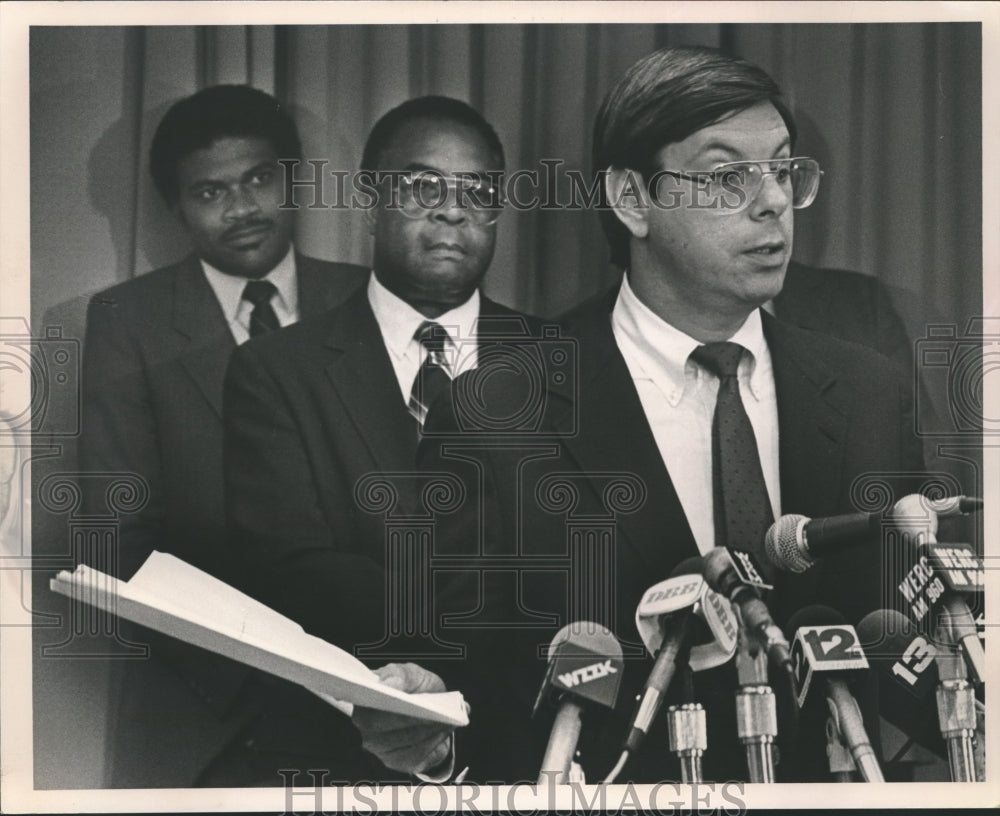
[
  {"x1": 408, "y1": 321, "x2": 452, "y2": 426},
  {"x1": 690, "y1": 342, "x2": 774, "y2": 575},
  {"x1": 242, "y1": 279, "x2": 280, "y2": 337}
]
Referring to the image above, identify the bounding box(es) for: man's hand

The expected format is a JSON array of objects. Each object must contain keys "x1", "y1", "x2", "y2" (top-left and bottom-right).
[{"x1": 352, "y1": 663, "x2": 458, "y2": 777}]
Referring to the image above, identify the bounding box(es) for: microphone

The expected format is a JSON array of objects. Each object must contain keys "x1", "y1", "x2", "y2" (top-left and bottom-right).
[
  {"x1": 702, "y1": 547, "x2": 792, "y2": 674},
  {"x1": 892, "y1": 494, "x2": 984, "y2": 685},
  {"x1": 622, "y1": 557, "x2": 711, "y2": 757},
  {"x1": 934, "y1": 495, "x2": 984, "y2": 515},
  {"x1": 634, "y1": 566, "x2": 739, "y2": 675},
  {"x1": 786, "y1": 605, "x2": 884, "y2": 782},
  {"x1": 930, "y1": 604, "x2": 981, "y2": 782},
  {"x1": 887, "y1": 502, "x2": 985, "y2": 686},
  {"x1": 921, "y1": 543, "x2": 985, "y2": 686},
  {"x1": 855, "y1": 609, "x2": 945, "y2": 758},
  {"x1": 893, "y1": 494, "x2": 984, "y2": 542},
  {"x1": 857, "y1": 607, "x2": 980, "y2": 781},
  {"x1": 532, "y1": 621, "x2": 623, "y2": 785},
  {"x1": 765, "y1": 497, "x2": 985, "y2": 683},
  {"x1": 603, "y1": 557, "x2": 734, "y2": 783},
  {"x1": 765, "y1": 495, "x2": 983, "y2": 574},
  {"x1": 764, "y1": 511, "x2": 881, "y2": 573}
]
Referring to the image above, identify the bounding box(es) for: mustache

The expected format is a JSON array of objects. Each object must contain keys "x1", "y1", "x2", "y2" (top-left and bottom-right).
[{"x1": 222, "y1": 218, "x2": 273, "y2": 240}]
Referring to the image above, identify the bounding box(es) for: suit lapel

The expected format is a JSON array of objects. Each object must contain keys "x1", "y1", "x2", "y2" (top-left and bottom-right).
[
  {"x1": 761, "y1": 313, "x2": 848, "y2": 614},
  {"x1": 172, "y1": 257, "x2": 236, "y2": 419},
  {"x1": 323, "y1": 288, "x2": 419, "y2": 473},
  {"x1": 765, "y1": 313, "x2": 847, "y2": 519},
  {"x1": 542, "y1": 304, "x2": 850, "y2": 575},
  {"x1": 548, "y1": 305, "x2": 699, "y2": 574},
  {"x1": 322, "y1": 293, "x2": 537, "y2": 474},
  {"x1": 176, "y1": 252, "x2": 362, "y2": 419}
]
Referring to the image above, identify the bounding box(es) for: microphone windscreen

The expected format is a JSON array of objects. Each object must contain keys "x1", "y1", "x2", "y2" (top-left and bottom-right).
[
  {"x1": 856, "y1": 609, "x2": 937, "y2": 697},
  {"x1": 535, "y1": 621, "x2": 624, "y2": 715},
  {"x1": 856, "y1": 608, "x2": 946, "y2": 758},
  {"x1": 765, "y1": 513, "x2": 809, "y2": 572},
  {"x1": 546, "y1": 620, "x2": 623, "y2": 663}
]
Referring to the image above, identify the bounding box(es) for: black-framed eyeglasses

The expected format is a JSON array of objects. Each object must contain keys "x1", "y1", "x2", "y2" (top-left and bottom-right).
[
  {"x1": 653, "y1": 157, "x2": 823, "y2": 213},
  {"x1": 389, "y1": 171, "x2": 504, "y2": 226}
]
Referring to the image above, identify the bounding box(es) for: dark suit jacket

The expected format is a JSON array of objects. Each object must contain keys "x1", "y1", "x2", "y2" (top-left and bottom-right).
[
  {"x1": 224, "y1": 285, "x2": 544, "y2": 652},
  {"x1": 774, "y1": 260, "x2": 912, "y2": 368},
  {"x1": 420, "y1": 290, "x2": 926, "y2": 784},
  {"x1": 79, "y1": 252, "x2": 367, "y2": 786}
]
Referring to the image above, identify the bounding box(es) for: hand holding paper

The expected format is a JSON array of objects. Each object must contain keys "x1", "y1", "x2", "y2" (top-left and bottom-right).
[{"x1": 353, "y1": 663, "x2": 463, "y2": 777}]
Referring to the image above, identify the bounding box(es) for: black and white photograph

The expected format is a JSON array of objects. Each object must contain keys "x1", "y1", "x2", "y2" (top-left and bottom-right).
[{"x1": 1, "y1": 2, "x2": 997, "y2": 813}]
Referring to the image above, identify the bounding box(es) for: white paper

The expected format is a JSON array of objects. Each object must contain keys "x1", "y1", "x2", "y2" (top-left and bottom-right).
[{"x1": 50, "y1": 552, "x2": 468, "y2": 727}]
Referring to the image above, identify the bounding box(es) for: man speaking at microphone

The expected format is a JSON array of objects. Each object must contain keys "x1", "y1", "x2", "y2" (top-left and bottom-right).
[{"x1": 357, "y1": 47, "x2": 926, "y2": 783}]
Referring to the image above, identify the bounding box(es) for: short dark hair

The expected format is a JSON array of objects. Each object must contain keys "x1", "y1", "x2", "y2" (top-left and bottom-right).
[
  {"x1": 149, "y1": 85, "x2": 302, "y2": 206},
  {"x1": 361, "y1": 95, "x2": 505, "y2": 172},
  {"x1": 593, "y1": 46, "x2": 797, "y2": 268}
]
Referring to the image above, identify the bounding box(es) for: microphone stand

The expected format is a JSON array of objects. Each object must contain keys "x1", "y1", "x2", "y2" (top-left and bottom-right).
[
  {"x1": 734, "y1": 618, "x2": 777, "y2": 782},
  {"x1": 825, "y1": 682, "x2": 884, "y2": 782},
  {"x1": 934, "y1": 618, "x2": 978, "y2": 782},
  {"x1": 824, "y1": 717, "x2": 856, "y2": 782},
  {"x1": 938, "y1": 679, "x2": 977, "y2": 782},
  {"x1": 667, "y1": 703, "x2": 706, "y2": 783},
  {"x1": 538, "y1": 700, "x2": 584, "y2": 784}
]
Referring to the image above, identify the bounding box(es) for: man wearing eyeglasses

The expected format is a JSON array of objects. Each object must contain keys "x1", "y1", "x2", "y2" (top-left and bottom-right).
[
  {"x1": 387, "y1": 46, "x2": 927, "y2": 784},
  {"x1": 223, "y1": 95, "x2": 542, "y2": 781}
]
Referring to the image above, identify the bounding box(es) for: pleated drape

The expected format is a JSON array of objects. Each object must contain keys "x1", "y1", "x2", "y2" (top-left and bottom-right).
[{"x1": 31, "y1": 22, "x2": 982, "y2": 331}]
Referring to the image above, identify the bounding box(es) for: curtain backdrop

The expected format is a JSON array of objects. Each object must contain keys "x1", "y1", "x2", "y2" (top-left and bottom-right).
[
  {"x1": 32, "y1": 22, "x2": 982, "y2": 332},
  {"x1": 27, "y1": 22, "x2": 983, "y2": 789}
]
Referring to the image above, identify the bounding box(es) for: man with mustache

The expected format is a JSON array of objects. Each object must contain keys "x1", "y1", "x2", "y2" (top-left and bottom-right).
[
  {"x1": 80, "y1": 84, "x2": 366, "y2": 786},
  {"x1": 224, "y1": 95, "x2": 541, "y2": 780}
]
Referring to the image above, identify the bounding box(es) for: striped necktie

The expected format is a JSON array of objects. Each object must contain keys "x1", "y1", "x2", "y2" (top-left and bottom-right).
[{"x1": 408, "y1": 321, "x2": 452, "y2": 426}]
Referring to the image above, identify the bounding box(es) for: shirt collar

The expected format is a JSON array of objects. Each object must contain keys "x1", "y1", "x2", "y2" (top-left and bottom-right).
[
  {"x1": 200, "y1": 245, "x2": 297, "y2": 322},
  {"x1": 612, "y1": 273, "x2": 770, "y2": 403},
  {"x1": 726, "y1": 307, "x2": 770, "y2": 401},
  {"x1": 613, "y1": 274, "x2": 700, "y2": 405},
  {"x1": 367, "y1": 271, "x2": 480, "y2": 362}
]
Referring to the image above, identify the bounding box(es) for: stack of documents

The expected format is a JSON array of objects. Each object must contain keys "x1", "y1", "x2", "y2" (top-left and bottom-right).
[{"x1": 51, "y1": 551, "x2": 468, "y2": 726}]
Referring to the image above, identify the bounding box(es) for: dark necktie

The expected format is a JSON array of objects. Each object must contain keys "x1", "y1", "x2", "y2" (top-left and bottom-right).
[
  {"x1": 690, "y1": 342, "x2": 774, "y2": 574},
  {"x1": 242, "y1": 279, "x2": 280, "y2": 337},
  {"x1": 408, "y1": 321, "x2": 452, "y2": 426}
]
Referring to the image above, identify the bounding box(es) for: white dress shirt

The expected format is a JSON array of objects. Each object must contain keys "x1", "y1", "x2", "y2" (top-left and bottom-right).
[
  {"x1": 201, "y1": 245, "x2": 298, "y2": 345},
  {"x1": 611, "y1": 275, "x2": 781, "y2": 554},
  {"x1": 367, "y1": 272, "x2": 481, "y2": 404},
  {"x1": 367, "y1": 270, "x2": 480, "y2": 780}
]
